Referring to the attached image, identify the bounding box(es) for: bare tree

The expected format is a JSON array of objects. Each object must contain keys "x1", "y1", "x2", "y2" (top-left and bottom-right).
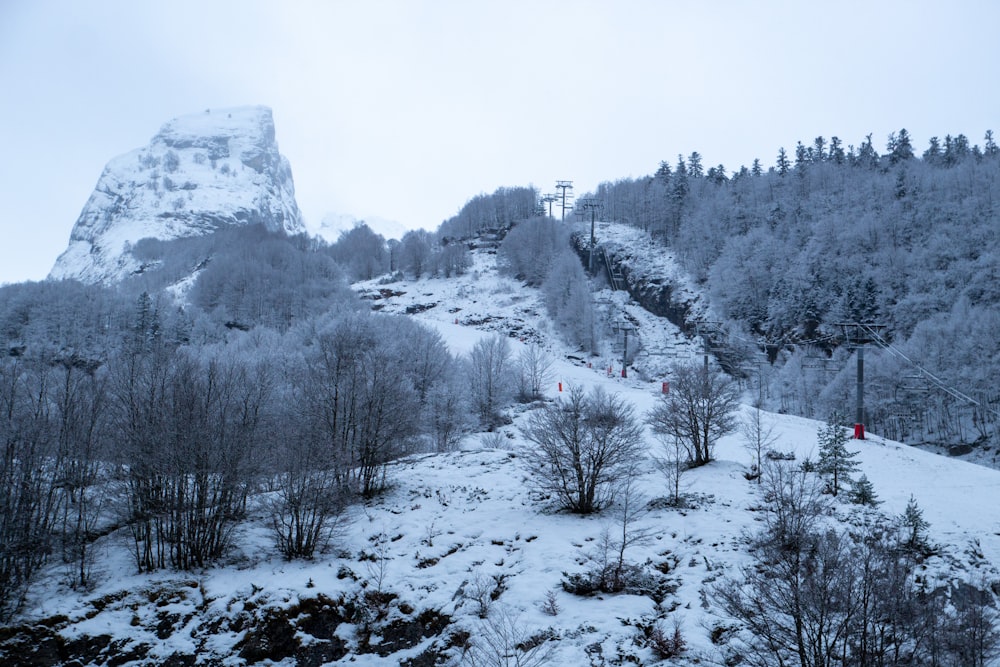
[
  {"x1": 304, "y1": 314, "x2": 421, "y2": 496},
  {"x1": 651, "y1": 434, "x2": 688, "y2": 505},
  {"x1": 521, "y1": 385, "x2": 644, "y2": 514},
  {"x1": 327, "y1": 223, "x2": 388, "y2": 282},
  {"x1": 269, "y1": 430, "x2": 347, "y2": 559},
  {"x1": 739, "y1": 404, "x2": 778, "y2": 483},
  {"x1": 647, "y1": 363, "x2": 740, "y2": 466},
  {"x1": 0, "y1": 357, "x2": 62, "y2": 617},
  {"x1": 714, "y1": 465, "x2": 842, "y2": 667},
  {"x1": 462, "y1": 604, "x2": 554, "y2": 667},
  {"x1": 51, "y1": 355, "x2": 109, "y2": 590},
  {"x1": 469, "y1": 334, "x2": 514, "y2": 430},
  {"x1": 514, "y1": 343, "x2": 553, "y2": 403},
  {"x1": 600, "y1": 466, "x2": 653, "y2": 592},
  {"x1": 113, "y1": 349, "x2": 269, "y2": 571},
  {"x1": 399, "y1": 229, "x2": 433, "y2": 279},
  {"x1": 425, "y1": 375, "x2": 472, "y2": 452}
]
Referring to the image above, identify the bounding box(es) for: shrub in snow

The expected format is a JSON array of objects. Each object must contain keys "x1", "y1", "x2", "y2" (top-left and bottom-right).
[{"x1": 521, "y1": 384, "x2": 644, "y2": 514}]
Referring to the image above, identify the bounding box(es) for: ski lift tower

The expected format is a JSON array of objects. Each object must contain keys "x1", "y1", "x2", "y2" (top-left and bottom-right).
[
  {"x1": 693, "y1": 320, "x2": 724, "y2": 372},
  {"x1": 576, "y1": 198, "x2": 602, "y2": 273},
  {"x1": 837, "y1": 322, "x2": 886, "y2": 440},
  {"x1": 541, "y1": 193, "x2": 558, "y2": 218},
  {"x1": 555, "y1": 181, "x2": 574, "y2": 221},
  {"x1": 612, "y1": 316, "x2": 636, "y2": 378}
]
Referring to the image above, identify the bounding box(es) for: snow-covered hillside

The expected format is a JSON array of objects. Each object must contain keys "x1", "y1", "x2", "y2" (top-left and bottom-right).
[
  {"x1": 6, "y1": 243, "x2": 1000, "y2": 666},
  {"x1": 49, "y1": 106, "x2": 304, "y2": 284}
]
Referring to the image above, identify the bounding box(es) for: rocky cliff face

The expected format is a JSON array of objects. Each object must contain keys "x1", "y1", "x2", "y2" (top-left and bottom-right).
[{"x1": 49, "y1": 106, "x2": 304, "y2": 284}]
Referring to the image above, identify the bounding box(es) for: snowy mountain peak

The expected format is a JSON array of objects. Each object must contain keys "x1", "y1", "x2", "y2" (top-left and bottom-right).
[
  {"x1": 49, "y1": 106, "x2": 305, "y2": 284},
  {"x1": 315, "y1": 211, "x2": 409, "y2": 243}
]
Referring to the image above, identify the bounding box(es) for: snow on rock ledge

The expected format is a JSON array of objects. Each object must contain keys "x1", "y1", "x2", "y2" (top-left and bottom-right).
[{"x1": 49, "y1": 106, "x2": 305, "y2": 284}]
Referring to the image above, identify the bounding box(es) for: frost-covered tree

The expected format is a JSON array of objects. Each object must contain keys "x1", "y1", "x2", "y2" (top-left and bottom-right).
[
  {"x1": 436, "y1": 240, "x2": 471, "y2": 278},
  {"x1": 887, "y1": 128, "x2": 914, "y2": 163},
  {"x1": 398, "y1": 229, "x2": 434, "y2": 279},
  {"x1": 468, "y1": 334, "x2": 514, "y2": 430},
  {"x1": 303, "y1": 313, "x2": 420, "y2": 496},
  {"x1": 0, "y1": 358, "x2": 63, "y2": 617},
  {"x1": 328, "y1": 223, "x2": 388, "y2": 282},
  {"x1": 497, "y1": 216, "x2": 570, "y2": 286},
  {"x1": 714, "y1": 463, "x2": 991, "y2": 667},
  {"x1": 775, "y1": 146, "x2": 790, "y2": 175},
  {"x1": 541, "y1": 250, "x2": 596, "y2": 353},
  {"x1": 112, "y1": 347, "x2": 271, "y2": 571},
  {"x1": 437, "y1": 185, "x2": 538, "y2": 240}
]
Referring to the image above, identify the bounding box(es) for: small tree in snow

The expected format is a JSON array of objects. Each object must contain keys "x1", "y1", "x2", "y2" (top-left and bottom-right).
[
  {"x1": 740, "y1": 403, "x2": 778, "y2": 483},
  {"x1": 901, "y1": 494, "x2": 929, "y2": 551},
  {"x1": 651, "y1": 434, "x2": 688, "y2": 506},
  {"x1": 848, "y1": 474, "x2": 880, "y2": 506},
  {"x1": 817, "y1": 414, "x2": 860, "y2": 496}
]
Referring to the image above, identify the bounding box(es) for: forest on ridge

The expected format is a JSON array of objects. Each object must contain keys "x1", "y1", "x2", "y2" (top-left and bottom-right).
[{"x1": 586, "y1": 130, "x2": 1000, "y2": 449}]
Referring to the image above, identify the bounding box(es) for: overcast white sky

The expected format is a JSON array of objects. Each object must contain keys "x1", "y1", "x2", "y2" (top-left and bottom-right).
[{"x1": 1, "y1": 0, "x2": 998, "y2": 284}]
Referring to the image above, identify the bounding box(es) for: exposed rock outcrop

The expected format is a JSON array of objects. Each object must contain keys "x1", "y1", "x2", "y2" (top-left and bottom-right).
[{"x1": 49, "y1": 106, "x2": 304, "y2": 284}]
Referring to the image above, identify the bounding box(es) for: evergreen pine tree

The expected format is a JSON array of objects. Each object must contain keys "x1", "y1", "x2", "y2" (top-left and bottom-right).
[
  {"x1": 794, "y1": 141, "x2": 810, "y2": 171},
  {"x1": 923, "y1": 136, "x2": 943, "y2": 164},
  {"x1": 776, "y1": 147, "x2": 791, "y2": 176},
  {"x1": 829, "y1": 136, "x2": 845, "y2": 164},
  {"x1": 888, "y1": 128, "x2": 914, "y2": 163},
  {"x1": 654, "y1": 160, "x2": 672, "y2": 184},
  {"x1": 857, "y1": 133, "x2": 880, "y2": 169},
  {"x1": 687, "y1": 151, "x2": 703, "y2": 178},
  {"x1": 848, "y1": 474, "x2": 879, "y2": 506},
  {"x1": 985, "y1": 130, "x2": 998, "y2": 158},
  {"x1": 817, "y1": 414, "x2": 860, "y2": 497},
  {"x1": 901, "y1": 494, "x2": 929, "y2": 551},
  {"x1": 812, "y1": 136, "x2": 827, "y2": 162}
]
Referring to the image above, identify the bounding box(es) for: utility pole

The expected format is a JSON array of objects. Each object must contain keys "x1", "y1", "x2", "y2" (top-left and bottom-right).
[
  {"x1": 541, "y1": 193, "x2": 557, "y2": 218},
  {"x1": 577, "y1": 198, "x2": 601, "y2": 273},
  {"x1": 555, "y1": 181, "x2": 574, "y2": 221},
  {"x1": 837, "y1": 322, "x2": 886, "y2": 439}
]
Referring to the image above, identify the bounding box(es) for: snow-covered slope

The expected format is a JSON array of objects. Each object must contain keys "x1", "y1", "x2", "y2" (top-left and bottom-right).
[
  {"x1": 49, "y1": 106, "x2": 304, "y2": 284},
  {"x1": 7, "y1": 244, "x2": 1000, "y2": 665}
]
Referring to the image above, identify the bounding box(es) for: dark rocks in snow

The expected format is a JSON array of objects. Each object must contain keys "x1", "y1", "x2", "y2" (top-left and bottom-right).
[{"x1": 0, "y1": 592, "x2": 454, "y2": 666}]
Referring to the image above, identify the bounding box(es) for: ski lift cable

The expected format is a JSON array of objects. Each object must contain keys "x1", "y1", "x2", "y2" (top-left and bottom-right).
[
  {"x1": 860, "y1": 324, "x2": 977, "y2": 405},
  {"x1": 860, "y1": 324, "x2": 999, "y2": 417}
]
